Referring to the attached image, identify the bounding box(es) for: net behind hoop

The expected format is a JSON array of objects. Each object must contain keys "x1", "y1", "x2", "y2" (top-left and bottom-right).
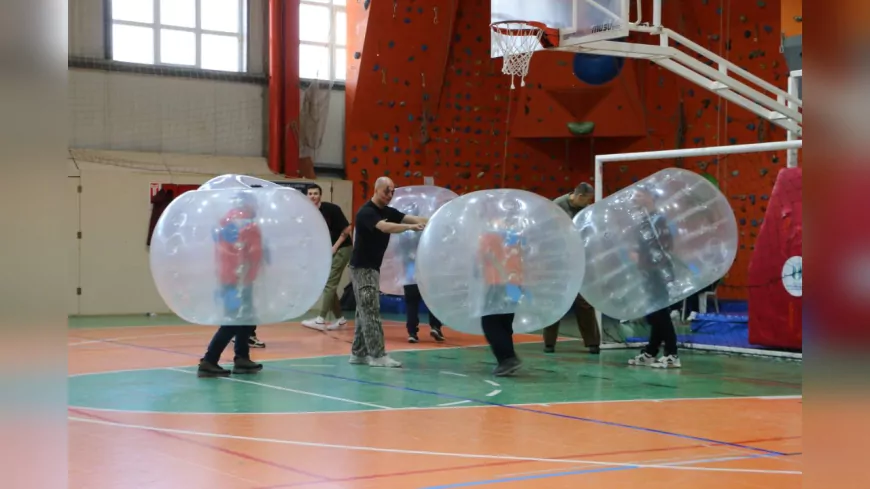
[{"x1": 491, "y1": 21, "x2": 544, "y2": 89}]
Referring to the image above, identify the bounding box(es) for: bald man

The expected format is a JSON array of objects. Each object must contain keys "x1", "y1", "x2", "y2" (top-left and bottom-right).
[{"x1": 349, "y1": 177, "x2": 428, "y2": 368}]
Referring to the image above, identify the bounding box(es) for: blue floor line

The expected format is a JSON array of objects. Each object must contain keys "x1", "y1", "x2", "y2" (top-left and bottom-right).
[
  {"x1": 264, "y1": 362, "x2": 789, "y2": 457},
  {"x1": 417, "y1": 453, "x2": 789, "y2": 488}
]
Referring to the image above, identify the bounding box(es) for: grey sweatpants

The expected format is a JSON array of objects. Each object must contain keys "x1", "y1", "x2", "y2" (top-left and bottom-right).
[{"x1": 350, "y1": 267, "x2": 386, "y2": 358}]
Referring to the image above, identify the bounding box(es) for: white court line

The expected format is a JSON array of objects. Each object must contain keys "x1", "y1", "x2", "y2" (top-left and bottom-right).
[
  {"x1": 68, "y1": 331, "x2": 208, "y2": 347},
  {"x1": 67, "y1": 416, "x2": 801, "y2": 475},
  {"x1": 67, "y1": 344, "x2": 502, "y2": 378},
  {"x1": 438, "y1": 400, "x2": 472, "y2": 407},
  {"x1": 165, "y1": 367, "x2": 393, "y2": 410},
  {"x1": 484, "y1": 379, "x2": 500, "y2": 387},
  {"x1": 67, "y1": 394, "x2": 803, "y2": 416},
  {"x1": 439, "y1": 371, "x2": 469, "y2": 377},
  {"x1": 486, "y1": 390, "x2": 502, "y2": 397}
]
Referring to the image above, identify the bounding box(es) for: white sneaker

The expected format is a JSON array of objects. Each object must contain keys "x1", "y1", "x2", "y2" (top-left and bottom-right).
[
  {"x1": 651, "y1": 355, "x2": 681, "y2": 368},
  {"x1": 628, "y1": 351, "x2": 657, "y2": 366},
  {"x1": 348, "y1": 355, "x2": 369, "y2": 365},
  {"x1": 327, "y1": 317, "x2": 348, "y2": 330},
  {"x1": 367, "y1": 355, "x2": 402, "y2": 368},
  {"x1": 302, "y1": 316, "x2": 326, "y2": 330}
]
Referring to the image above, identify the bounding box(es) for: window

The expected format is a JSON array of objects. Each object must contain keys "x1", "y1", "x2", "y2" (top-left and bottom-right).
[
  {"x1": 299, "y1": 0, "x2": 346, "y2": 81},
  {"x1": 110, "y1": 0, "x2": 248, "y2": 72}
]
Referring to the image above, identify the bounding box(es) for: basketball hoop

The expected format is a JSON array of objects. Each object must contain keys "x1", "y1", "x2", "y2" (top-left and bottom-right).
[{"x1": 490, "y1": 21, "x2": 555, "y2": 89}]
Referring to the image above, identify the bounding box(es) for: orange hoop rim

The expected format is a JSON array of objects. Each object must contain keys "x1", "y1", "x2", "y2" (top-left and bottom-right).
[{"x1": 490, "y1": 20, "x2": 559, "y2": 48}]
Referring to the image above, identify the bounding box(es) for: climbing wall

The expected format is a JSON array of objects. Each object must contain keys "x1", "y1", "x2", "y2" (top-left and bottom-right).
[
  {"x1": 345, "y1": 0, "x2": 647, "y2": 207},
  {"x1": 345, "y1": 0, "x2": 791, "y2": 302}
]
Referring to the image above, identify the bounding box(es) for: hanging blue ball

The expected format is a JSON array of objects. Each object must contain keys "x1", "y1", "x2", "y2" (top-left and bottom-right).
[{"x1": 572, "y1": 52, "x2": 624, "y2": 85}]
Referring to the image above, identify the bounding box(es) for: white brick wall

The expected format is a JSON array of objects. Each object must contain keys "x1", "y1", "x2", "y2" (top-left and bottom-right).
[{"x1": 67, "y1": 0, "x2": 346, "y2": 166}]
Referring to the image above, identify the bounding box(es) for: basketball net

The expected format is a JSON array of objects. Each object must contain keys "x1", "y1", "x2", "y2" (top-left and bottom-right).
[{"x1": 490, "y1": 21, "x2": 544, "y2": 89}]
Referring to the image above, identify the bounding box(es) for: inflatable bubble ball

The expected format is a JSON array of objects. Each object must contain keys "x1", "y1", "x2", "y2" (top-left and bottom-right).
[
  {"x1": 574, "y1": 168, "x2": 738, "y2": 320},
  {"x1": 415, "y1": 188, "x2": 586, "y2": 335},
  {"x1": 149, "y1": 174, "x2": 332, "y2": 325},
  {"x1": 379, "y1": 185, "x2": 459, "y2": 296}
]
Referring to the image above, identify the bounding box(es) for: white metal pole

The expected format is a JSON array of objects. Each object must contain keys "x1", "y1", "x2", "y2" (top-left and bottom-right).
[
  {"x1": 652, "y1": 0, "x2": 662, "y2": 27},
  {"x1": 787, "y1": 71, "x2": 801, "y2": 168},
  {"x1": 597, "y1": 139, "x2": 801, "y2": 164}
]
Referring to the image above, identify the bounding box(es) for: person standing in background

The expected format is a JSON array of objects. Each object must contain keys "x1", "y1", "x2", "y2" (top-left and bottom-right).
[
  {"x1": 349, "y1": 177, "x2": 428, "y2": 368},
  {"x1": 396, "y1": 202, "x2": 445, "y2": 343},
  {"x1": 542, "y1": 182, "x2": 601, "y2": 354},
  {"x1": 302, "y1": 184, "x2": 353, "y2": 331}
]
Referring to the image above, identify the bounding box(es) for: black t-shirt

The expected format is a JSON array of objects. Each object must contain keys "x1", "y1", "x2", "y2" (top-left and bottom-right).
[
  {"x1": 350, "y1": 200, "x2": 406, "y2": 270},
  {"x1": 318, "y1": 201, "x2": 351, "y2": 248}
]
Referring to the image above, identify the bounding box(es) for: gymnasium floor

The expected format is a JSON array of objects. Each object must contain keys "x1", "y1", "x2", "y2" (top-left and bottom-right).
[{"x1": 68, "y1": 314, "x2": 802, "y2": 488}]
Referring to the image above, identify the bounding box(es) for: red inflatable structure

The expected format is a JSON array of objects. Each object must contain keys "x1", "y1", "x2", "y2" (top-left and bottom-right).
[{"x1": 748, "y1": 167, "x2": 802, "y2": 350}]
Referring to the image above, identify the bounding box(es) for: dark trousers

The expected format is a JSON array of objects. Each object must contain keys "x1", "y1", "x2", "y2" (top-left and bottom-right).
[
  {"x1": 403, "y1": 284, "x2": 442, "y2": 335},
  {"x1": 644, "y1": 307, "x2": 678, "y2": 356},
  {"x1": 542, "y1": 294, "x2": 601, "y2": 347},
  {"x1": 203, "y1": 325, "x2": 255, "y2": 364},
  {"x1": 482, "y1": 313, "x2": 516, "y2": 364}
]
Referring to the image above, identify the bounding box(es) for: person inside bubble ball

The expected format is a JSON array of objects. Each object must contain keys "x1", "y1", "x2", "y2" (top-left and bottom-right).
[
  {"x1": 301, "y1": 183, "x2": 353, "y2": 331},
  {"x1": 626, "y1": 186, "x2": 681, "y2": 369},
  {"x1": 543, "y1": 182, "x2": 601, "y2": 354},
  {"x1": 477, "y1": 198, "x2": 527, "y2": 376},
  {"x1": 398, "y1": 201, "x2": 445, "y2": 343},
  {"x1": 349, "y1": 177, "x2": 428, "y2": 368},
  {"x1": 197, "y1": 190, "x2": 266, "y2": 378}
]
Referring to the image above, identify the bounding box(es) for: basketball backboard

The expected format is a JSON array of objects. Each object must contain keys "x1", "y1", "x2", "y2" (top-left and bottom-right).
[{"x1": 490, "y1": 0, "x2": 631, "y2": 58}]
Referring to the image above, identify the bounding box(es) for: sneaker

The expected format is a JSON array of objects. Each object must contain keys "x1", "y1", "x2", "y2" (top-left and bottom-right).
[
  {"x1": 232, "y1": 357, "x2": 263, "y2": 374},
  {"x1": 301, "y1": 316, "x2": 327, "y2": 330},
  {"x1": 588, "y1": 346, "x2": 601, "y2": 354},
  {"x1": 628, "y1": 351, "x2": 657, "y2": 366},
  {"x1": 327, "y1": 317, "x2": 348, "y2": 330},
  {"x1": 197, "y1": 360, "x2": 231, "y2": 378},
  {"x1": 651, "y1": 354, "x2": 681, "y2": 369},
  {"x1": 407, "y1": 334, "x2": 419, "y2": 343},
  {"x1": 367, "y1": 355, "x2": 402, "y2": 368},
  {"x1": 493, "y1": 357, "x2": 522, "y2": 377},
  {"x1": 543, "y1": 345, "x2": 555, "y2": 353},
  {"x1": 430, "y1": 327, "x2": 445, "y2": 342},
  {"x1": 348, "y1": 354, "x2": 369, "y2": 365},
  {"x1": 248, "y1": 336, "x2": 265, "y2": 348}
]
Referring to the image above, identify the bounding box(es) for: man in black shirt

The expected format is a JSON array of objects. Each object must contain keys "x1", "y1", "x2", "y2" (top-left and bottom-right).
[
  {"x1": 302, "y1": 184, "x2": 353, "y2": 330},
  {"x1": 349, "y1": 177, "x2": 428, "y2": 368}
]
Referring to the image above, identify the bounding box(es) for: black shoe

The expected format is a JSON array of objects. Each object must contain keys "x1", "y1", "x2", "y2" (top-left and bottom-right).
[
  {"x1": 408, "y1": 334, "x2": 419, "y2": 343},
  {"x1": 232, "y1": 357, "x2": 263, "y2": 374},
  {"x1": 430, "y1": 327, "x2": 445, "y2": 342},
  {"x1": 248, "y1": 336, "x2": 266, "y2": 348},
  {"x1": 197, "y1": 360, "x2": 231, "y2": 378},
  {"x1": 588, "y1": 346, "x2": 601, "y2": 354},
  {"x1": 493, "y1": 357, "x2": 522, "y2": 377},
  {"x1": 543, "y1": 345, "x2": 555, "y2": 353}
]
